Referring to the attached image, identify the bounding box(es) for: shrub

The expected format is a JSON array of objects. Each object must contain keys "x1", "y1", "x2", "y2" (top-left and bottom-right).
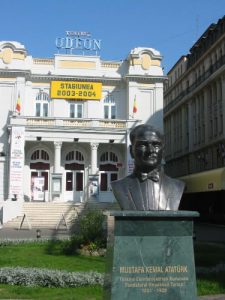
[
  {"x1": 0, "y1": 267, "x2": 104, "y2": 287},
  {"x1": 78, "y1": 210, "x2": 107, "y2": 248},
  {"x1": 63, "y1": 235, "x2": 84, "y2": 255},
  {"x1": 63, "y1": 210, "x2": 107, "y2": 255}
]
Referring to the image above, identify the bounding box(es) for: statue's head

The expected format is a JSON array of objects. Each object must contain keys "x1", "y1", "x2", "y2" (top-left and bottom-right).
[{"x1": 129, "y1": 124, "x2": 164, "y2": 172}]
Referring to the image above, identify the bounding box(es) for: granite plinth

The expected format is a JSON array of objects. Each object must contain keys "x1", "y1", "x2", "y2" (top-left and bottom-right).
[{"x1": 104, "y1": 210, "x2": 199, "y2": 300}]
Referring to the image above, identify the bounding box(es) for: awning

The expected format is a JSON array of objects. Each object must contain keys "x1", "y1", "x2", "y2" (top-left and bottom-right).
[{"x1": 179, "y1": 167, "x2": 225, "y2": 193}]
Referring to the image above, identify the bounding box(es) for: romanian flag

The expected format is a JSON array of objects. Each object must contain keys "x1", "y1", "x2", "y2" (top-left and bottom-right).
[
  {"x1": 16, "y1": 93, "x2": 21, "y2": 114},
  {"x1": 133, "y1": 95, "x2": 137, "y2": 113}
]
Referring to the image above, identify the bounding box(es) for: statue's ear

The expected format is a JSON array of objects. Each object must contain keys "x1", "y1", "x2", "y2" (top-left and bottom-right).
[{"x1": 129, "y1": 145, "x2": 134, "y2": 158}]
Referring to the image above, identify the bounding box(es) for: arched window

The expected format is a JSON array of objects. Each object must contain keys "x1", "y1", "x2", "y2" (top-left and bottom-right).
[
  {"x1": 30, "y1": 149, "x2": 50, "y2": 170},
  {"x1": 66, "y1": 150, "x2": 84, "y2": 162},
  {"x1": 99, "y1": 151, "x2": 118, "y2": 191},
  {"x1": 65, "y1": 150, "x2": 84, "y2": 170},
  {"x1": 100, "y1": 151, "x2": 118, "y2": 166},
  {"x1": 104, "y1": 93, "x2": 116, "y2": 119},
  {"x1": 35, "y1": 91, "x2": 50, "y2": 117},
  {"x1": 31, "y1": 149, "x2": 49, "y2": 161}
]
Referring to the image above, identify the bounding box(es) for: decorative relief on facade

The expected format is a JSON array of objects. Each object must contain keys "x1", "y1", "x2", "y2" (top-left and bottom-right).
[
  {"x1": 54, "y1": 141, "x2": 62, "y2": 148},
  {"x1": 0, "y1": 44, "x2": 26, "y2": 64},
  {"x1": 129, "y1": 47, "x2": 162, "y2": 71},
  {"x1": 58, "y1": 60, "x2": 96, "y2": 69},
  {"x1": 33, "y1": 58, "x2": 54, "y2": 65},
  {"x1": 99, "y1": 121, "x2": 126, "y2": 128},
  {"x1": 141, "y1": 54, "x2": 152, "y2": 70},
  {"x1": 26, "y1": 119, "x2": 55, "y2": 126},
  {"x1": 63, "y1": 120, "x2": 91, "y2": 127},
  {"x1": 90, "y1": 142, "x2": 99, "y2": 150},
  {"x1": 1, "y1": 48, "x2": 14, "y2": 64},
  {"x1": 101, "y1": 62, "x2": 121, "y2": 68}
]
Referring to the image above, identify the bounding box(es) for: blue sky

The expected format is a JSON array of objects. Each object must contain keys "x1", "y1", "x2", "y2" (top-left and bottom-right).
[{"x1": 1, "y1": 0, "x2": 224, "y2": 73}]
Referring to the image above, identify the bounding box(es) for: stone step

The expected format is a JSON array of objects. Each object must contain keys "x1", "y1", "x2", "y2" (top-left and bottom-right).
[
  {"x1": 3, "y1": 201, "x2": 119, "y2": 229},
  {"x1": 4, "y1": 202, "x2": 85, "y2": 229}
]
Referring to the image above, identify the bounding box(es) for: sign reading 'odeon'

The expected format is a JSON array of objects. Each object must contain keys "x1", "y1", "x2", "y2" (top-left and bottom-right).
[
  {"x1": 56, "y1": 31, "x2": 101, "y2": 53},
  {"x1": 51, "y1": 81, "x2": 102, "y2": 100}
]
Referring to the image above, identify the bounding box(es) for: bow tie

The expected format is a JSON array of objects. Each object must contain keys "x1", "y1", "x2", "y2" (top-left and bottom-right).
[{"x1": 137, "y1": 170, "x2": 160, "y2": 182}]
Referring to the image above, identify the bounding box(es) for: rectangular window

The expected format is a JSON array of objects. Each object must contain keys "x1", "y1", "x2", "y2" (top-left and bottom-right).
[
  {"x1": 104, "y1": 106, "x2": 109, "y2": 119},
  {"x1": 110, "y1": 173, "x2": 118, "y2": 182},
  {"x1": 76, "y1": 172, "x2": 83, "y2": 191},
  {"x1": 41, "y1": 172, "x2": 48, "y2": 190},
  {"x1": 69, "y1": 103, "x2": 83, "y2": 118},
  {"x1": 43, "y1": 103, "x2": 48, "y2": 117},
  {"x1": 66, "y1": 172, "x2": 73, "y2": 191},
  {"x1": 77, "y1": 104, "x2": 83, "y2": 118},
  {"x1": 36, "y1": 103, "x2": 41, "y2": 117},
  {"x1": 70, "y1": 104, "x2": 75, "y2": 118},
  {"x1": 111, "y1": 106, "x2": 116, "y2": 119},
  {"x1": 100, "y1": 173, "x2": 107, "y2": 191}
]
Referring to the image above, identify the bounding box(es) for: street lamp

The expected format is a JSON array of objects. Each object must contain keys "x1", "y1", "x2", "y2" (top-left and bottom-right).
[{"x1": 36, "y1": 229, "x2": 41, "y2": 239}]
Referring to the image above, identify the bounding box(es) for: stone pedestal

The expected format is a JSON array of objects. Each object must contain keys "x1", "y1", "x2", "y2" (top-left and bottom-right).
[{"x1": 104, "y1": 210, "x2": 199, "y2": 300}]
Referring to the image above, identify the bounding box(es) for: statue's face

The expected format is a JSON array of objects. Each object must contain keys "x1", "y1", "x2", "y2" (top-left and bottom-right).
[{"x1": 130, "y1": 129, "x2": 163, "y2": 171}]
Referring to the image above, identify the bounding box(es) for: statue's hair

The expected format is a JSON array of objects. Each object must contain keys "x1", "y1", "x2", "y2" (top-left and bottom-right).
[{"x1": 129, "y1": 124, "x2": 164, "y2": 144}]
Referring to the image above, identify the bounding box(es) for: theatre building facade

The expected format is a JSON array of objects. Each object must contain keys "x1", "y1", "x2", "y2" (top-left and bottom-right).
[{"x1": 0, "y1": 41, "x2": 165, "y2": 224}]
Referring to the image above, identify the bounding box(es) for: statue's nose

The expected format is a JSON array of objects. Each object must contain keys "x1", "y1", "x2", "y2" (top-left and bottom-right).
[{"x1": 147, "y1": 143, "x2": 155, "y2": 152}]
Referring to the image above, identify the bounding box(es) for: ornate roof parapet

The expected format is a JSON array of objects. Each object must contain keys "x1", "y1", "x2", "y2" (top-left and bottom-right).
[{"x1": 127, "y1": 47, "x2": 163, "y2": 76}]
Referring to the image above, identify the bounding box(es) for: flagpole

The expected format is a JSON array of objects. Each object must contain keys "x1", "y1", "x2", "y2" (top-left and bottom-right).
[
  {"x1": 132, "y1": 95, "x2": 137, "y2": 118},
  {"x1": 16, "y1": 92, "x2": 21, "y2": 115}
]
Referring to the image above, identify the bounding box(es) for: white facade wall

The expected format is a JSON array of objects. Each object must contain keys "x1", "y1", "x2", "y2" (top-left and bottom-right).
[{"x1": 0, "y1": 41, "x2": 165, "y2": 221}]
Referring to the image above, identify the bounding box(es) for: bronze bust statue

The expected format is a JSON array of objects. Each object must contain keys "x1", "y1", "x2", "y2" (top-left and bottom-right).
[{"x1": 111, "y1": 124, "x2": 185, "y2": 210}]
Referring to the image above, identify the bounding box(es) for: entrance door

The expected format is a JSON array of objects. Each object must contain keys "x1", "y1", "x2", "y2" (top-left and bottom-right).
[
  {"x1": 100, "y1": 172, "x2": 118, "y2": 191},
  {"x1": 31, "y1": 171, "x2": 49, "y2": 201},
  {"x1": 99, "y1": 171, "x2": 118, "y2": 202},
  {"x1": 65, "y1": 171, "x2": 84, "y2": 202}
]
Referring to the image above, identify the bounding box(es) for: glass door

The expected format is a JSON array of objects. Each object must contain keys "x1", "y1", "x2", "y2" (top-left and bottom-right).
[
  {"x1": 100, "y1": 172, "x2": 118, "y2": 191},
  {"x1": 31, "y1": 171, "x2": 48, "y2": 201},
  {"x1": 65, "y1": 171, "x2": 84, "y2": 202}
]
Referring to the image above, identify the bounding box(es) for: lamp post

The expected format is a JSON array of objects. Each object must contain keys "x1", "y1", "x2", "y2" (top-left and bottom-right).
[{"x1": 36, "y1": 229, "x2": 41, "y2": 239}]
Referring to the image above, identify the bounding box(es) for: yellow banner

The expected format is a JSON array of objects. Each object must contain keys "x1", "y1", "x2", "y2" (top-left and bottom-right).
[{"x1": 51, "y1": 81, "x2": 102, "y2": 100}]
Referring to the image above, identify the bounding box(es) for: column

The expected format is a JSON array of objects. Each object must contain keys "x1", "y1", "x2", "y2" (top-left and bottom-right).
[
  {"x1": 90, "y1": 143, "x2": 99, "y2": 175},
  {"x1": 54, "y1": 142, "x2": 62, "y2": 173}
]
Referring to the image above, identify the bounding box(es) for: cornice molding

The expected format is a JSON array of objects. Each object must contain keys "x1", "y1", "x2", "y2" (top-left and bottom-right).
[
  {"x1": 124, "y1": 74, "x2": 167, "y2": 83},
  {"x1": 0, "y1": 69, "x2": 167, "y2": 84}
]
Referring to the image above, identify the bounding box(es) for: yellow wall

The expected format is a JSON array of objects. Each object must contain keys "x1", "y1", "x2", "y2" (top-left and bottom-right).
[
  {"x1": 180, "y1": 167, "x2": 225, "y2": 193},
  {"x1": 58, "y1": 60, "x2": 96, "y2": 69}
]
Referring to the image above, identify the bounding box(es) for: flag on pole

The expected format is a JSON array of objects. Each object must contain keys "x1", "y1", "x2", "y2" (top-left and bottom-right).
[
  {"x1": 133, "y1": 95, "x2": 137, "y2": 113},
  {"x1": 16, "y1": 93, "x2": 21, "y2": 114}
]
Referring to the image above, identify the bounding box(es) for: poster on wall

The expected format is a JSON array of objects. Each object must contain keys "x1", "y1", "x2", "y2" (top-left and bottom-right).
[
  {"x1": 9, "y1": 126, "x2": 25, "y2": 200},
  {"x1": 31, "y1": 177, "x2": 45, "y2": 201},
  {"x1": 51, "y1": 81, "x2": 102, "y2": 100},
  {"x1": 89, "y1": 175, "x2": 99, "y2": 197}
]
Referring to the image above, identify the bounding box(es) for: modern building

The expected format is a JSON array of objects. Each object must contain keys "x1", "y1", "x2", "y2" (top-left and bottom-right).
[
  {"x1": 0, "y1": 39, "x2": 165, "y2": 225},
  {"x1": 164, "y1": 16, "x2": 225, "y2": 219}
]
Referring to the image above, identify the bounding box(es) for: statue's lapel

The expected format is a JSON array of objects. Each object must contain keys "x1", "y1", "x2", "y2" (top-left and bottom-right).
[
  {"x1": 159, "y1": 175, "x2": 170, "y2": 210},
  {"x1": 127, "y1": 176, "x2": 145, "y2": 210},
  {"x1": 159, "y1": 175, "x2": 180, "y2": 210}
]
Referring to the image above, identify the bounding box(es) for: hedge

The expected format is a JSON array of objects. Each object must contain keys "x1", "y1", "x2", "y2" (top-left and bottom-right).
[{"x1": 0, "y1": 267, "x2": 104, "y2": 287}]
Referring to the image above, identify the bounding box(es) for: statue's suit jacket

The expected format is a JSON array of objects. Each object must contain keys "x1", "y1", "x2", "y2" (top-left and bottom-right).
[{"x1": 111, "y1": 173, "x2": 185, "y2": 210}]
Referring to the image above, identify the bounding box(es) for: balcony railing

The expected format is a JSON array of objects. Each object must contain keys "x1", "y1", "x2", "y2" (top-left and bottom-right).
[{"x1": 10, "y1": 116, "x2": 131, "y2": 130}]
